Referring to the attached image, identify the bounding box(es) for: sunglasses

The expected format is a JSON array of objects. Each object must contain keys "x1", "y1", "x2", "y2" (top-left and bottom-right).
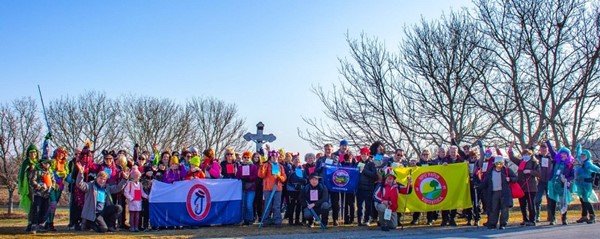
[{"x1": 226, "y1": 153, "x2": 233, "y2": 156}]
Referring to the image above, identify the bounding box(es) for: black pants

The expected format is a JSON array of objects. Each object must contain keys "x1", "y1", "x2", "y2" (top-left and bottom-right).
[
  {"x1": 69, "y1": 195, "x2": 83, "y2": 228},
  {"x1": 253, "y1": 185, "x2": 264, "y2": 222},
  {"x1": 111, "y1": 193, "x2": 126, "y2": 227},
  {"x1": 89, "y1": 204, "x2": 123, "y2": 232},
  {"x1": 356, "y1": 189, "x2": 373, "y2": 223},
  {"x1": 441, "y1": 209, "x2": 457, "y2": 223},
  {"x1": 343, "y1": 192, "x2": 355, "y2": 223},
  {"x1": 488, "y1": 191, "x2": 509, "y2": 228},
  {"x1": 547, "y1": 198, "x2": 568, "y2": 222},
  {"x1": 465, "y1": 185, "x2": 481, "y2": 222},
  {"x1": 304, "y1": 207, "x2": 329, "y2": 225},
  {"x1": 31, "y1": 196, "x2": 50, "y2": 225},
  {"x1": 330, "y1": 192, "x2": 340, "y2": 223},
  {"x1": 285, "y1": 191, "x2": 301, "y2": 223},
  {"x1": 141, "y1": 199, "x2": 150, "y2": 229},
  {"x1": 413, "y1": 211, "x2": 437, "y2": 222},
  {"x1": 580, "y1": 198, "x2": 596, "y2": 217},
  {"x1": 519, "y1": 192, "x2": 536, "y2": 222}
]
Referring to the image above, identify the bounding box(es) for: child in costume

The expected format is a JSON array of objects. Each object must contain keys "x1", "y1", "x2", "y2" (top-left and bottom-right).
[
  {"x1": 28, "y1": 157, "x2": 56, "y2": 234},
  {"x1": 573, "y1": 144, "x2": 600, "y2": 224},
  {"x1": 45, "y1": 147, "x2": 69, "y2": 231},
  {"x1": 124, "y1": 166, "x2": 148, "y2": 232}
]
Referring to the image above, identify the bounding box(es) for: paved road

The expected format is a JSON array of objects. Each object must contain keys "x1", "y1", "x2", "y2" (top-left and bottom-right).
[{"x1": 220, "y1": 223, "x2": 599, "y2": 239}]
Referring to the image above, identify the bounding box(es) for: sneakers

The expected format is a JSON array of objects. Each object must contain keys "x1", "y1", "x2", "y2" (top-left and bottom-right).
[
  {"x1": 332, "y1": 221, "x2": 339, "y2": 226},
  {"x1": 499, "y1": 225, "x2": 506, "y2": 230},
  {"x1": 410, "y1": 219, "x2": 418, "y2": 225},
  {"x1": 525, "y1": 221, "x2": 536, "y2": 226},
  {"x1": 440, "y1": 220, "x2": 448, "y2": 226},
  {"x1": 30, "y1": 225, "x2": 37, "y2": 234},
  {"x1": 588, "y1": 216, "x2": 596, "y2": 224},
  {"x1": 576, "y1": 217, "x2": 589, "y2": 223},
  {"x1": 426, "y1": 220, "x2": 433, "y2": 225}
]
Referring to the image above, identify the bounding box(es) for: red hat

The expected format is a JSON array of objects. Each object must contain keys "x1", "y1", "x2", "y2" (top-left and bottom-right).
[{"x1": 360, "y1": 147, "x2": 370, "y2": 155}]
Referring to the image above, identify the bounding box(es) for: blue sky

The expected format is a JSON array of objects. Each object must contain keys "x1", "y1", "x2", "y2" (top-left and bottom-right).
[{"x1": 0, "y1": 0, "x2": 473, "y2": 154}]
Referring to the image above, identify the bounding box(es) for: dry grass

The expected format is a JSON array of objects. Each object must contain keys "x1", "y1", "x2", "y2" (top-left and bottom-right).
[{"x1": 0, "y1": 204, "x2": 587, "y2": 239}]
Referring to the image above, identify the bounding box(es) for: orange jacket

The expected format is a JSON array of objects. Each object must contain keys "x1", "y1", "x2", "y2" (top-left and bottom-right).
[{"x1": 258, "y1": 162, "x2": 287, "y2": 191}]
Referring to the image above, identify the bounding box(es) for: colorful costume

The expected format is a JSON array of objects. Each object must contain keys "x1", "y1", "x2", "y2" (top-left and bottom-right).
[
  {"x1": 573, "y1": 145, "x2": 599, "y2": 223},
  {"x1": 45, "y1": 147, "x2": 69, "y2": 231}
]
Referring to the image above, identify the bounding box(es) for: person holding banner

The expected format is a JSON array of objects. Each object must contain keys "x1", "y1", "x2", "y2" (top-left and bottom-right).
[
  {"x1": 440, "y1": 145, "x2": 464, "y2": 227},
  {"x1": 480, "y1": 157, "x2": 517, "y2": 230},
  {"x1": 185, "y1": 156, "x2": 206, "y2": 179},
  {"x1": 321, "y1": 143, "x2": 341, "y2": 226},
  {"x1": 124, "y1": 166, "x2": 148, "y2": 232},
  {"x1": 356, "y1": 147, "x2": 376, "y2": 226},
  {"x1": 411, "y1": 149, "x2": 439, "y2": 225},
  {"x1": 221, "y1": 148, "x2": 237, "y2": 179},
  {"x1": 508, "y1": 143, "x2": 540, "y2": 226},
  {"x1": 258, "y1": 150, "x2": 287, "y2": 226},
  {"x1": 374, "y1": 168, "x2": 412, "y2": 231},
  {"x1": 340, "y1": 151, "x2": 358, "y2": 224},
  {"x1": 301, "y1": 174, "x2": 330, "y2": 229},
  {"x1": 236, "y1": 151, "x2": 258, "y2": 226}
]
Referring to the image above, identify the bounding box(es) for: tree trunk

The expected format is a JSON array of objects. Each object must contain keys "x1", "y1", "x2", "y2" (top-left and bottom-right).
[{"x1": 7, "y1": 189, "x2": 14, "y2": 215}]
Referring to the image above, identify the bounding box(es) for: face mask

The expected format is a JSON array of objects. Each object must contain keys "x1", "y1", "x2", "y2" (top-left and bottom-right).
[
  {"x1": 523, "y1": 155, "x2": 531, "y2": 161},
  {"x1": 484, "y1": 153, "x2": 492, "y2": 158}
]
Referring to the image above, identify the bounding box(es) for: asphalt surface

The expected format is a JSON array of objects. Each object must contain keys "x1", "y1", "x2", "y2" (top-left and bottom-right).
[{"x1": 219, "y1": 223, "x2": 600, "y2": 239}]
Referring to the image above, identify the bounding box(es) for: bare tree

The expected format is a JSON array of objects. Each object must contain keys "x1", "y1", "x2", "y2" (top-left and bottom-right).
[
  {"x1": 0, "y1": 98, "x2": 42, "y2": 214},
  {"x1": 121, "y1": 96, "x2": 189, "y2": 151},
  {"x1": 398, "y1": 10, "x2": 497, "y2": 147},
  {"x1": 186, "y1": 97, "x2": 249, "y2": 155},
  {"x1": 47, "y1": 96, "x2": 85, "y2": 156},
  {"x1": 474, "y1": 0, "x2": 600, "y2": 150}
]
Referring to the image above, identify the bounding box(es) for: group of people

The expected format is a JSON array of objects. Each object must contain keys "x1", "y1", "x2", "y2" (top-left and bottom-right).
[{"x1": 16, "y1": 132, "x2": 600, "y2": 234}]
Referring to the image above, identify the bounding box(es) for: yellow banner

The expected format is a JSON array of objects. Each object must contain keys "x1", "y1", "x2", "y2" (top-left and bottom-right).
[{"x1": 394, "y1": 163, "x2": 472, "y2": 212}]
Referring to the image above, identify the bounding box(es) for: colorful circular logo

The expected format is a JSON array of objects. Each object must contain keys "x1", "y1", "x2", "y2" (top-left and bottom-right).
[
  {"x1": 332, "y1": 170, "x2": 349, "y2": 187},
  {"x1": 414, "y1": 172, "x2": 448, "y2": 205},
  {"x1": 186, "y1": 183, "x2": 211, "y2": 221}
]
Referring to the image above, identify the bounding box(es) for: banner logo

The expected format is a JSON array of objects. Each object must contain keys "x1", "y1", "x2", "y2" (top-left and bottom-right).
[
  {"x1": 414, "y1": 172, "x2": 448, "y2": 205},
  {"x1": 332, "y1": 169, "x2": 349, "y2": 187},
  {"x1": 186, "y1": 184, "x2": 211, "y2": 221}
]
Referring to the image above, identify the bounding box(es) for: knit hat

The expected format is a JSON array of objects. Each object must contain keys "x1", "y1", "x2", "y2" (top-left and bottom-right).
[
  {"x1": 130, "y1": 165, "x2": 141, "y2": 179},
  {"x1": 170, "y1": 155, "x2": 179, "y2": 166},
  {"x1": 484, "y1": 149, "x2": 493, "y2": 157},
  {"x1": 340, "y1": 139, "x2": 349, "y2": 146},
  {"x1": 189, "y1": 156, "x2": 201, "y2": 167},
  {"x1": 557, "y1": 147, "x2": 571, "y2": 156},
  {"x1": 493, "y1": 156, "x2": 505, "y2": 164},
  {"x1": 360, "y1": 147, "x2": 370, "y2": 155}
]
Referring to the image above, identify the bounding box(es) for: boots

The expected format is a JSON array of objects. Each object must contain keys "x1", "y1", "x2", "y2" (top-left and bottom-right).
[
  {"x1": 588, "y1": 215, "x2": 596, "y2": 224},
  {"x1": 30, "y1": 224, "x2": 37, "y2": 234},
  {"x1": 561, "y1": 214, "x2": 568, "y2": 225}
]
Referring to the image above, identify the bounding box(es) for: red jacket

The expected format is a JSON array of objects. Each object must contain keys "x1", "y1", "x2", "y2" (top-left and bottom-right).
[{"x1": 374, "y1": 182, "x2": 411, "y2": 211}]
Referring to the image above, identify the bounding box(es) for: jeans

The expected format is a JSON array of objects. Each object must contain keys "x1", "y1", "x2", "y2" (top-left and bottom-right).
[
  {"x1": 262, "y1": 190, "x2": 282, "y2": 224},
  {"x1": 242, "y1": 191, "x2": 256, "y2": 222}
]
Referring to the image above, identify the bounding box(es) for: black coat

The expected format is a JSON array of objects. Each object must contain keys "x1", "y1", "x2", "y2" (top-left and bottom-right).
[
  {"x1": 480, "y1": 166, "x2": 517, "y2": 208},
  {"x1": 358, "y1": 159, "x2": 377, "y2": 191}
]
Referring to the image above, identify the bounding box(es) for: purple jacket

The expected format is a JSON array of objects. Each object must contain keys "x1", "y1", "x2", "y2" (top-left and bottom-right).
[
  {"x1": 162, "y1": 164, "x2": 187, "y2": 184},
  {"x1": 236, "y1": 163, "x2": 258, "y2": 191}
]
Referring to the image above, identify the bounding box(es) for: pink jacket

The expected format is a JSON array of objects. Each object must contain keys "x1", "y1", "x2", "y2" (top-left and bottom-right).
[{"x1": 124, "y1": 181, "x2": 148, "y2": 211}]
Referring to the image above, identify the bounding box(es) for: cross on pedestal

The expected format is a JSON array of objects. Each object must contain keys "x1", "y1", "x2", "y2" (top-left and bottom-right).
[{"x1": 243, "y1": 122, "x2": 276, "y2": 153}]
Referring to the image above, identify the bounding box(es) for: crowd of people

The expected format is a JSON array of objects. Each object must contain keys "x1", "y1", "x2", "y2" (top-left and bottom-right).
[{"x1": 16, "y1": 133, "x2": 600, "y2": 234}]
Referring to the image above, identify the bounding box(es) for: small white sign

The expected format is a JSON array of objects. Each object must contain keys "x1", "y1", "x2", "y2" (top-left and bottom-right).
[
  {"x1": 310, "y1": 189, "x2": 318, "y2": 201},
  {"x1": 242, "y1": 165, "x2": 249, "y2": 176},
  {"x1": 541, "y1": 157, "x2": 549, "y2": 168},
  {"x1": 482, "y1": 162, "x2": 489, "y2": 173},
  {"x1": 384, "y1": 208, "x2": 392, "y2": 220}
]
